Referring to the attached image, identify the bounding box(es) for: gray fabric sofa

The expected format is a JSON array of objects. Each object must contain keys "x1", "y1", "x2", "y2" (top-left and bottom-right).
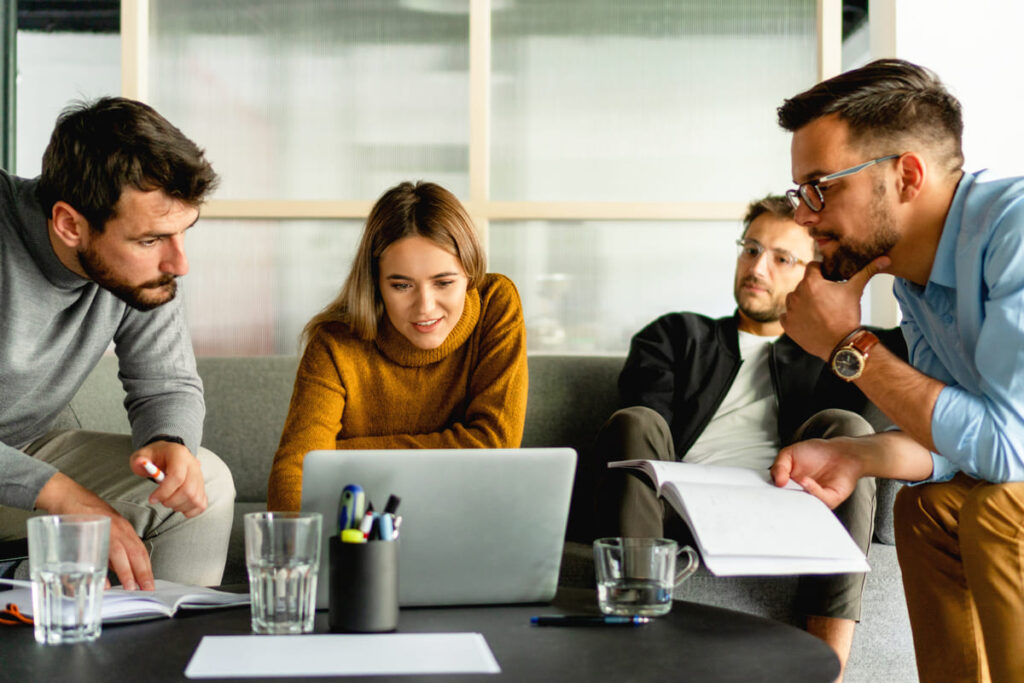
[{"x1": 65, "y1": 354, "x2": 917, "y2": 682}]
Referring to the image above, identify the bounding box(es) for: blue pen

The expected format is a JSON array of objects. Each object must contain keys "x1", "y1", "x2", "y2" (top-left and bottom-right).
[
  {"x1": 338, "y1": 484, "x2": 365, "y2": 532},
  {"x1": 530, "y1": 615, "x2": 652, "y2": 627}
]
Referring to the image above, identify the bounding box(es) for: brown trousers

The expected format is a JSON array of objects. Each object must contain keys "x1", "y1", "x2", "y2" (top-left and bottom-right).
[{"x1": 894, "y1": 473, "x2": 1024, "y2": 683}]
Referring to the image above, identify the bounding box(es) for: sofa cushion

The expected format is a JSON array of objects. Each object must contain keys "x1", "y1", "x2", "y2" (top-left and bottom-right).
[{"x1": 197, "y1": 357, "x2": 297, "y2": 503}]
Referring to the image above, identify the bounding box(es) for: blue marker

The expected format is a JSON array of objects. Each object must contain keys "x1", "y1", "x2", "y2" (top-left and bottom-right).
[
  {"x1": 379, "y1": 513, "x2": 395, "y2": 541},
  {"x1": 338, "y1": 484, "x2": 365, "y2": 532}
]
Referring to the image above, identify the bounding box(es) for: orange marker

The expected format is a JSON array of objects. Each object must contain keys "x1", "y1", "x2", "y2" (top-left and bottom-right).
[{"x1": 141, "y1": 460, "x2": 165, "y2": 483}]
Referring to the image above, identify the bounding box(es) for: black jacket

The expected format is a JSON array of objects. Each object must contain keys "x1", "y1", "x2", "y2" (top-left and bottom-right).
[{"x1": 618, "y1": 312, "x2": 908, "y2": 457}]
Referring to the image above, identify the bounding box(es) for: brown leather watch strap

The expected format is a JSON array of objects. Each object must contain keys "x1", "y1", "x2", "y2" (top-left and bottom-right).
[{"x1": 847, "y1": 328, "x2": 880, "y2": 357}]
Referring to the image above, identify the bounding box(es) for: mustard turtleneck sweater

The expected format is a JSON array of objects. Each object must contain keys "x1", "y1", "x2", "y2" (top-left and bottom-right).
[{"x1": 268, "y1": 273, "x2": 529, "y2": 511}]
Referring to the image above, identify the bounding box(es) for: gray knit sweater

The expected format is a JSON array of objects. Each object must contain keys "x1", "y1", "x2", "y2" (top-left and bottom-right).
[{"x1": 0, "y1": 171, "x2": 204, "y2": 510}]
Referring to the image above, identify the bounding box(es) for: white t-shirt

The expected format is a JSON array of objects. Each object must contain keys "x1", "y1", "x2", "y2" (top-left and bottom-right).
[{"x1": 682, "y1": 331, "x2": 781, "y2": 470}]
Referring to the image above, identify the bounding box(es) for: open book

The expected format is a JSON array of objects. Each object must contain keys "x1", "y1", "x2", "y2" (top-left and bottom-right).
[
  {"x1": 609, "y1": 460, "x2": 870, "y2": 576},
  {"x1": 0, "y1": 579, "x2": 249, "y2": 624}
]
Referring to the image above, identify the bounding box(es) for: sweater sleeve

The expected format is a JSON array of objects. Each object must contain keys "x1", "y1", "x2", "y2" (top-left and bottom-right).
[
  {"x1": 0, "y1": 441, "x2": 58, "y2": 509},
  {"x1": 334, "y1": 275, "x2": 528, "y2": 452},
  {"x1": 268, "y1": 330, "x2": 348, "y2": 511},
  {"x1": 113, "y1": 295, "x2": 205, "y2": 455}
]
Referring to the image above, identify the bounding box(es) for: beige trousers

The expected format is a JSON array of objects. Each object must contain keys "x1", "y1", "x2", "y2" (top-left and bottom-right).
[
  {"x1": 0, "y1": 430, "x2": 235, "y2": 587},
  {"x1": 894, "y1": 472, "x2": 1024, "y2": 683}
]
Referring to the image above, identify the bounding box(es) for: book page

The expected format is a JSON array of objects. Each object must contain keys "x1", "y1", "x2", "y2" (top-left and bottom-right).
[{"x1": 662, "y1": 482, "x2": 867, "y2": 575}]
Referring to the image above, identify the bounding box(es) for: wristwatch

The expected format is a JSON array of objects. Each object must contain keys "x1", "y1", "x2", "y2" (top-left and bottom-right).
[{"x1": 829, "y1": 328, "x2": 880, "y2": 381}]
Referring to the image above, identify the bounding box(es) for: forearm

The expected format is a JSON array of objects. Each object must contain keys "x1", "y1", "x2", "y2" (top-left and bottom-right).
[
  {"x1": 123, "y1": 387, "x2": 205, "y2": 454},
  {"x1": 336, "y1": 419, "x2": 516, "y2": 451},
  {"x1": 851, "y1": 345, "x2": 943, "y2": 452},
  {"x1": 34, "y1": 471, "x2": 97, "y2": 514},
  {"x1": 845, "y1": 431, "x2": 935, "y2": 482}
]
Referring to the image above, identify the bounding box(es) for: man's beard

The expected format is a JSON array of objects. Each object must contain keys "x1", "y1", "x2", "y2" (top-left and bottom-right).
[
  {"x1": 735, "y1": 276, "x2": 783, "y2": 323},
  {"x1": 77, "y1": 247, "x2": 176, "y2": 311},
  {"x1": 818, "y1": 184, "x2": 900, "y2": 282}
]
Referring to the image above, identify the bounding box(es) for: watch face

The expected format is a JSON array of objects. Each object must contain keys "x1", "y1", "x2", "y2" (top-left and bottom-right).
[{"x1": 833, "y1": 348, "x2": 864, "y2": 379}]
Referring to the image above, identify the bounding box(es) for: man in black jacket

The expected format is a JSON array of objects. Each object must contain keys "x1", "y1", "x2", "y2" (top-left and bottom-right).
[{"x1": 595, "y1": 195, "x2": 904, "y2": 679}]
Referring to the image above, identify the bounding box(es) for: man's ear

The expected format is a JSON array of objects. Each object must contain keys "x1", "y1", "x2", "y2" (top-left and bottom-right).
[
  {"x1": 50, "y1": 201, "x2": 89, "y2": 248},
  {"x1": 895, "y1": 153, "x2": 926, "y2": 203}
]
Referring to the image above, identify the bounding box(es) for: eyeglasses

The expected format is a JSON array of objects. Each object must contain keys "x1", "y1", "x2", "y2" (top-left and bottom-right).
[
  {"x1": 785, "y1": 154, "x2": 900, "y2": 212},
  {"x1": 735, "y1": 239, "x2": 807, "y2": 269}
]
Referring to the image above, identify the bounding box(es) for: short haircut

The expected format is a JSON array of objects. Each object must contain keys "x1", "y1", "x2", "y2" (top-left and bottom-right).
[
  {"x1": 302, "y1": 181, "x2": 486, "y2": 345},
  {"x1": 777, "y1": 59, "x2": 963, "y2": 173},
  {"x1": 37, "y1": 97, "x2": 218, "y2": 231},
  {"x1": 742, "y1": 194, "x2": 794, "y2": 237}
]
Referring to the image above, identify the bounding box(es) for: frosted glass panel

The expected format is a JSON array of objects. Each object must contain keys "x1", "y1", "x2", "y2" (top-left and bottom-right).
[
  {"x1": 15, "y1": 32, "x2": 120, "y2": 177},
  {"x1": 148, "y1": 1, "x2": 470, "y2": 200},
  {"x1": 489, "y1": 220, "x2": 741, "y2": 353},
  {"x1": 181, "y1": 219, "x2": 364, "y2": 356},
  {"x1": 491, "y1": 1, "x2": 817, "y2": 201}
]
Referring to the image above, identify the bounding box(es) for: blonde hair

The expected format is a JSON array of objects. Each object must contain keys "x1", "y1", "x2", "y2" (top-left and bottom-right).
[{"x1": 302, "y1": 181, "x2": 486, "y2": 346}]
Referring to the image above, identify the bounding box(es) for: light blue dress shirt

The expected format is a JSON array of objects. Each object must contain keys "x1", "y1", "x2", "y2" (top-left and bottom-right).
[{"x1": 893, "y1": 170, "x2": 1024, "y2": 483}]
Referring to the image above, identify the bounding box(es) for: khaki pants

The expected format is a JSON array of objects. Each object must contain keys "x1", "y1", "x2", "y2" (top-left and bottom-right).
[
  {"x1": 894, "y1": 473, "x2": 1024, "y2": 683},
  {"x1": 0, "y1": 430, "x2": 235, "y2": 587},
  {"x1": 593, "y1": 406, "x2": 876, "y2": 621}
]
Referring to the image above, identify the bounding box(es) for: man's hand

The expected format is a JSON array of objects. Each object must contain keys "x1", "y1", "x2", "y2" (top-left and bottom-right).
[
  {"x1": 35, "y1": 472, "x2": 155, "y2": 591},
  {"x1": 780, "y1": 256, "x2": 890, "y2": 359},
  {"x1": 770, "y1": 437, "x2": 867, "y2": 509},
  {"x1": 129, "y1": 441, "x2": 207, "y2": 518}
]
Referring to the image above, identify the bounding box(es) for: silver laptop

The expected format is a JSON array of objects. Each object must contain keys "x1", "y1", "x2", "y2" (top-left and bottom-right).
[{"x1": 301, "y1": 448, "x2": 577, "y2": 608}]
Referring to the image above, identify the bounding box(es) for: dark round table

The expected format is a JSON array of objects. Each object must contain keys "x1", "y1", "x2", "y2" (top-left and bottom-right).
[{"x1": 0, "y1": 588, "x2": 838, "y2": 682}]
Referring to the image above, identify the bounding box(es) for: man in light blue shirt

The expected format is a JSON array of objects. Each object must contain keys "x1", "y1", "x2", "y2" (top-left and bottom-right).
[{"x1": 770, "y1": 59, "x2": 1024, "y2": 682}]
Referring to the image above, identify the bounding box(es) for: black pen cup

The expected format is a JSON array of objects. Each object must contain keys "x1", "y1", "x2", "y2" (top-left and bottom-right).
[{"x1": 329, "y1": 536, "x2": 399, "y2": 633}]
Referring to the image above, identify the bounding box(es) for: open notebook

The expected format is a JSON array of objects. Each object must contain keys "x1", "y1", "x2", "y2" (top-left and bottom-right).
[
  {"x1": 609, "y1": 459, "x2": 869, "y2": 576},
  {"x1": 0, "y1": 578, "x2": 249, "y2": 624}
]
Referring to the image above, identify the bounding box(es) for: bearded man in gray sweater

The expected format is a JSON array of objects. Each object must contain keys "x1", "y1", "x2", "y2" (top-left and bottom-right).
[{"x1": 0, "y1": 97, "x2": 235, "y2": 589}]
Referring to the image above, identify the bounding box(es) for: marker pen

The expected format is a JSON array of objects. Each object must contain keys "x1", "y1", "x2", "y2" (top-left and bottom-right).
[{"x1": 141, "y1": 460, "x2": 165, "y2": 483}]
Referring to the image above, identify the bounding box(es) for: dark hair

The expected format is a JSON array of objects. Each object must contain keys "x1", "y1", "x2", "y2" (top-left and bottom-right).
[
  {"x1": 742, "y1": 194, "x2": 794, "y2": 236},
  {"x1": 777, "y1": 59, "x2": 964, "y2": 173},
  {"x1": 302, "y1": 181, "x2": 486, "y2": 345},
  {"x1": 37, "y1": 97, "x2": 219, "y2": 231}
]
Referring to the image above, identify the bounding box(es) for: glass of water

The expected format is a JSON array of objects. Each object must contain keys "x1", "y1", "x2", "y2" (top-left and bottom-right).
[
  {"x1": 244, "y1": 511, "x2": 322, "y2": 634},
  {"x1": 27, "y1": 515, "x2": 110, "y2": 645},
  {"x1": 593, "y1": 537, "x2": 698, "y2": 617}
]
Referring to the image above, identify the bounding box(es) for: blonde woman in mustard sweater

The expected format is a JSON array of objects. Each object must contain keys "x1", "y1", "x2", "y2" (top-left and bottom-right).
[{"x1": 268, "y1": 181, "x2": 528, "y2": 511}]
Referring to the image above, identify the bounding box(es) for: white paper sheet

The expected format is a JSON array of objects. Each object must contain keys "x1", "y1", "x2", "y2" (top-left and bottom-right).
[{"x1": 184, "y1": 633, "x2": 501, "y2": 678}]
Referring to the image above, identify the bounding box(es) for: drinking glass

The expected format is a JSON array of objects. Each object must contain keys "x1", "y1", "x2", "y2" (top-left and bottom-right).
[
  {"x1": 244, "y1": 511, "x2": 322, "y2": 634},
  {"x1": 27, "y1": 514, "x2": 110, "y2": 644},
  {"x1": 593, "y1": 537, "x2": 698, "y2": 617}
]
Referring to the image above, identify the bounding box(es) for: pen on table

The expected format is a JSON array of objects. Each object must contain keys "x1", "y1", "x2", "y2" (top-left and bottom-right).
[
  {"x1": 140, "y1": 460, "x2": 165, "y2": 484},
  {"x1": 530, "y1": 615, "x2": 652, "y2": 627}
]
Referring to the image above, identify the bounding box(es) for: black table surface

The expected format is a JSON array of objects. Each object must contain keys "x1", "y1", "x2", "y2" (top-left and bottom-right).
[{"x1": 0, "y1": 588, "x2": 838, "y2": 682}]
